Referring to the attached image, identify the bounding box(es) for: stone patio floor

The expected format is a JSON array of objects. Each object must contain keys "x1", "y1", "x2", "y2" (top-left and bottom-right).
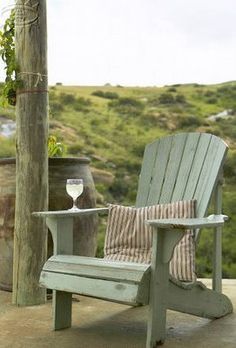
[{"x1": 0, "y1": 279, "x2": 235, "y2": 348}]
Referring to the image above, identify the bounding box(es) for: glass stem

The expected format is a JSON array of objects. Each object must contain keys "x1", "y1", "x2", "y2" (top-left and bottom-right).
[{"x1": 72, "y1": 197, "x2": 77, "y2": 209}]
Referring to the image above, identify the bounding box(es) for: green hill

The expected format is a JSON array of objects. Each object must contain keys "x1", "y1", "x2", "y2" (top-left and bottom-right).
[{"x1": 1, "y1": 81, "x2": 236, "y2": 278}]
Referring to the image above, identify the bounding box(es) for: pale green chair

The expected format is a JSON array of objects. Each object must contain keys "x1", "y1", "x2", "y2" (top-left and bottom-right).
[{"x1": 35, "y1": 133, "x2": 233, "y2": 347}]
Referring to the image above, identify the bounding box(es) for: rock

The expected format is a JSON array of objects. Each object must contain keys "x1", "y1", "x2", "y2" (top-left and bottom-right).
[{"x1": 207, "y1": 109, "x2": 233, "y2": 121}]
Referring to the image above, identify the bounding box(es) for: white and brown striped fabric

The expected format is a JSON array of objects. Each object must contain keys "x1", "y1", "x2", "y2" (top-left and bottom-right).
[{"x1": 104, "y1": 200, "x2": 196, "y2": 282}]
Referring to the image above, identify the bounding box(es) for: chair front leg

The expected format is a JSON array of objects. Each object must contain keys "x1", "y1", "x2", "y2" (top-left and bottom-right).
[
  {"x1": 146, "y1": 229, "x2": 169, "y2": 347},
  {"x1": 53, "y1": 290, "x2": 72, "y2": 330},
  {"x1": 46, "y1": 216, "x2": 74, "y2": 330},
  {"x1": 146, "y1": 228, "x2": 185, "y2": 347}
]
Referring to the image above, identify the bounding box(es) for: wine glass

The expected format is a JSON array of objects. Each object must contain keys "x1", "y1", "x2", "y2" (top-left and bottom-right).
[{"x1": 66, "y1": 178, "x2": 83, "y2": 211}]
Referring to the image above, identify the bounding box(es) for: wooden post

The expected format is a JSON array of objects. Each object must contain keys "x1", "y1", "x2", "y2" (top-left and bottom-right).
[{"x1": 12, "y1": 0, "x2": 48, "y2": 305}]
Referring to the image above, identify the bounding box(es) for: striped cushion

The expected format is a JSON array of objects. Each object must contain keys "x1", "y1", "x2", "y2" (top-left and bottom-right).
[{"x1": 104, "y1": 200, "x2": 196, "y2": 282}]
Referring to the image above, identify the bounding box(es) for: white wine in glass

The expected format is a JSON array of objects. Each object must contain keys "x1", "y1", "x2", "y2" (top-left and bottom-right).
[{"x1": 66, "y1": 178, "x2": 83, "y2": 211}]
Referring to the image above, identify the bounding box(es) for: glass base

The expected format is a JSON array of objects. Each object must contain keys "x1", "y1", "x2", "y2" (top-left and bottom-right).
[{"x1": 68, "y1": 206, "x2": 80, "y2": 211}]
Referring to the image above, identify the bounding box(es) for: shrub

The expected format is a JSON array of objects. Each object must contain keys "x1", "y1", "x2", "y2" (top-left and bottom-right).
[
  {"x1": 154, "y1": 92, "x2": 187, "y2": 105},
  {"x1": 91, "y1": 90, "x2": 119, "y2": 99},
  {"x1": 60, "y1": 93, "x2": 76, "y2": 104},
  {"x1": 224, "y1": 150, "x2": 236, "y2": 181},
  {"x1": 108, "y1": 97, "x2": 145, "y2": 116},
  {"x1": 50, "y1": 102, "x2": 64, "y2": 113},
  {"x1": 206, "y1": 97, "x2": 218, "y2": 104},
  {"x1": 217, "y1": 86, "x2": 230, "y2": 94},
  {"x1": 175, "y1": 94, "x2": 186, "y2": 104},
  {"x1": 204, "y1": 90, "x2": 215, "y2": 97},
  {"x1": 68, "y1": 143, "x2": 83, "y2": 155},
  {"x1": 103, "y1": 92, "x2": 119, "y2": 99},
  {"x1": 148, "y1": 97, "x2": 160, "y2": 107},
  {"x1": 73, "y1": 97, "x2": 92, "y2": 111},
  {"x1": 91, "y1": 90, "x2": 104, "y2": 98},
  {"x1": 167, "y1": 87, "x2": 177, "y2": 92},
  {"x1": 109, "y1": 174, "x2": 130, "y2": 200},
  {"x1": 158, "y1": 93, "x2": 175, "y2": 105},
  {"x1": 177, "y1": 115, "x2": 202, "y2": 128}
]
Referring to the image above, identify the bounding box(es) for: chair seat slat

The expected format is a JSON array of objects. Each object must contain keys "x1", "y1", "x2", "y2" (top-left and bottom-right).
[{"x1": 43, "y1": 255, "x2": 150, "y2": 283}]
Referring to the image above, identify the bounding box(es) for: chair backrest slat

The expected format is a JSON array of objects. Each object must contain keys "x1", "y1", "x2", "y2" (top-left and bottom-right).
[
  {"x1": 190, "y1": 136, "x2": 227, "y2": 217},
  {"x1": 157, "y1": 133, "x2": 188, "y2": 204},
  {"x1": 146, "y1": 136, "x2": 173, "y2": 206},
  {"x1": 135, "y1": 133, "x2": 228, "y2": 219},
  {"x1": 180, "y1": 133, "x2": 212, "y2": 203},
  {"x1": 135, "y1": 140, "x2": 160, "y2": 207},
  {"x1": 171, "y1": 132, "x2": 202, "y2": 202}
]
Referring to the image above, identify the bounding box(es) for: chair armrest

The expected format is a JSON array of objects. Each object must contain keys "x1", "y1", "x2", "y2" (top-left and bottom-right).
[
  {"x1": 146, "y1": 214, "x2": 228, "y2": 264},
  {"x1": 32, "y1": 207, "x2": 109, "y2": 218},
  {"x1": 146, "y1": 214, "x2": 228, "y2": 230},
  {"x1": 32, "y1": 207, "x2": 109, "y2": 255}
]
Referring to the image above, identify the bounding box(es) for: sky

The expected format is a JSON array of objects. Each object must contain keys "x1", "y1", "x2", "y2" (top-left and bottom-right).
[{"x1": 1, "y1": 0, "x2": 236, "y2": 86}]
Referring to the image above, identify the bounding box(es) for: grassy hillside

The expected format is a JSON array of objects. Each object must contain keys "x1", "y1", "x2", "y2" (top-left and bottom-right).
[{"x1": 1, "y1": 81, "x2": 236, "y2": 278}]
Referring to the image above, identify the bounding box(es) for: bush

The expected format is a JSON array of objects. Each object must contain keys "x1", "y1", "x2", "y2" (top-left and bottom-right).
[
  {"x1": 177, "y1": 115, "x2": 202, "y2": 128},
  {"x1": 92, "y1": 90, "x2": 119, "y2": 99},
  {"x1": 109, "y1": 174, "x2": 130, "y2": 201},
  {"x1": 167, "y1": 87, "x2": 177, "y2": 92},
  {"x1": 204, "y1": 90, "x2": 215, "y2": 97},
  {"x1": 73, "y1": 97, "x2": 92, "y2": 111},
  {"x1": 224, "y1": 150, "x2": 236, "y2": 181},
  {"x1": 68, "y1": 143, "x2": 83, "y2": 155},
  {"x1": 206, "y1": 97, "x2": 218, "y2": 104},
  {"x1": 217, "y1": 86, "x2": 230, "y2": 94},
  {"x1": 104, "y1": 92, "x2": 119, "y2": 99},
  {"x1": 60, "y1": 93, "x2": 76, "y2": 104},
  {"x1": 150, "y1": 93, "x2": 187, "y2": 106},
  {"x1": 175, "y1": 94, "x2": 186, "y2": 104},
  {"x1": 158, "y1": 93, "x2": 175, "y2": 105},
  {"x1": 108, "y1": 170, "x2": 138, "y2": 204},
  {"x1": 50, "y1": 102, "x2": 64, "y2": 113},
  {"x1": 108, "y1": 97, "x2": 145, "y2": 116},
  {"x1": 91, "y1": 90, "x2": 104, "y2": 98}
]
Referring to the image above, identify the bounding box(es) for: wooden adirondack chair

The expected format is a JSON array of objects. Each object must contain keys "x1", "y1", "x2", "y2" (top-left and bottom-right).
[{"x1": 34, "y1": 133, "x2": 233, "y2": 347}]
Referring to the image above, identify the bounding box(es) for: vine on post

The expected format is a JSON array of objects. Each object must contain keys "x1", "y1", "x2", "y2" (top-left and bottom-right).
[
  {"x1": 48, "y1": 135, "x2": 65, "y2": 157},
  {"x1": 0, "y1": 10, "x2": 66, "y2": 155},
  {"x1": 0, "y1": 10, "x2": 17, "y2": 106}
]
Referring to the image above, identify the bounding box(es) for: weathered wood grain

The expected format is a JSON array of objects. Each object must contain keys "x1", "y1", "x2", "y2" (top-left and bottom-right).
[
  {"x1": 146, "y1": 230, "x2": 170, "y2": 347},
  {"x1": 158, "y1": 133, "x2": 188, "y2": 204},
  {"x1": 146, "y1": 136, "x2": 173, "y2": 206},
  {"x1": 13, "y1": 0, "x2": 48, "y2": 306},
  {"x1": 40, "y1": 271, "x2": 150, "y2": 305},
  {"x1": 136, "y1": 140, "x2": 159, "y2": 207},
  {"x1": 33, "y1": 207, "x2": 109, "y2": 218},
  {"x1": 146, "y1": 215, "x2": 227, "y2": 230},
  {"x1": 168, "y1": 278, "x2": 233, "y2": 318},
  {"x1": 43, "y1": 255, "x2": 150, "y2": 283},
  {"x1": 194, "y1": 135, "x2": 228, "y2": 217}
]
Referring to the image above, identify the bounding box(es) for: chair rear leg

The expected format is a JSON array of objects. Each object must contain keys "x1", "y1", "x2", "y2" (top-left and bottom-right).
[{"x1": 53, "y1": 290, "x2": 72, "y2": 330}]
